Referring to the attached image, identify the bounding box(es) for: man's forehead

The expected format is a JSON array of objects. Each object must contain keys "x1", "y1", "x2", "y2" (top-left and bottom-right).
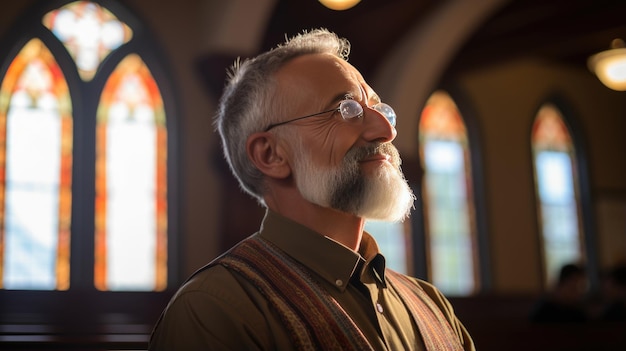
[{"x1": 276, "y1": 53, "x2": 372, "y2": 98}]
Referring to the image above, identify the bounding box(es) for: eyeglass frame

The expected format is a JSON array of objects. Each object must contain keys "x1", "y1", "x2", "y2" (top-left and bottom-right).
[{"x1": 263, "y1": 99, "x2": 396, "y2": 132}]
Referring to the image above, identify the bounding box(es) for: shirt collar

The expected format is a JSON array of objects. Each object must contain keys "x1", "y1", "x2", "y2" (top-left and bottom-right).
[
  {"x1": 259, "y1": 210, "x2": 387, "y2": 292},
  {"x1": 357, "y1": 227, "x2": 387, "y2": 288}
]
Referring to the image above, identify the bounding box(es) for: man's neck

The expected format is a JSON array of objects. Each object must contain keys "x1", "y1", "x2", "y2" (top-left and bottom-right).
[{"x1": 267, "y1": 197, "x2": 365, "y2": 251}]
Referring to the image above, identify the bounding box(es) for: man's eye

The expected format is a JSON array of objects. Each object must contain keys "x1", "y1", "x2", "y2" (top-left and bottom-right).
[{"x1": 339, "y1": 100, "x2": 364, "y2": 120}]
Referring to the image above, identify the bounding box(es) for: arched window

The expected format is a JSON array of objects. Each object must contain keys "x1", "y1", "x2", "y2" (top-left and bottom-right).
[
  {"x1": 0, "y1": 39, "x2": 73, "y2": 290},
  {"x1": 531, "y1": 103, "x2": 584, "y2": 285},
  {"x1": 0, "y1": 0, "x2": 173, "y2": 293},
  {"x1": 418, "y1": 90, "x2": 479, "y2": 296},
  {"x1": 0, "y1": 1, "x2": 176, "y2": 338},
  {"x1": 94, "y1": 54, "x2": 168, "y2": 291}
]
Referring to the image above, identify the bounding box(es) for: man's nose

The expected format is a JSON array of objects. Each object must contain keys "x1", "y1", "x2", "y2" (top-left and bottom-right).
[{"x1": 360, "y1": 106, "x2": 397, "y2": 143}]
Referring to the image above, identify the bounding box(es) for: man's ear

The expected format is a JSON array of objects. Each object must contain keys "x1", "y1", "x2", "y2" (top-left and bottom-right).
[{"x1": 246, "y1": 132, "x2": 291, "y2": 179}]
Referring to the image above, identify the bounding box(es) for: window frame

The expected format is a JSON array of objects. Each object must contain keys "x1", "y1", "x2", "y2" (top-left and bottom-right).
[
  {"x1": 0, "y1": 0, "x2": 180, "y2": 344},
  {"x1": 414, "y1": 88, "x2": 491, "y2": 296},
  {"x1": 529, "y1": 95, "x2": 597, "y2": 289}
]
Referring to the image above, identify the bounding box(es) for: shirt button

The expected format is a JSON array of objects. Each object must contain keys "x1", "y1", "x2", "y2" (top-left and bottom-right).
[
  {"x1": 376, "y1": 303, "x2": 384, "y2": 314},
  {"x1": 335, "y1": 279, "x2": 344, "y2": 287}
]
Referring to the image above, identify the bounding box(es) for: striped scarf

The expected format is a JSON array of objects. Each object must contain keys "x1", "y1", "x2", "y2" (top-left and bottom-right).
[{"x1": 217, "y1": 235, "x2": 464, "y2": 351}]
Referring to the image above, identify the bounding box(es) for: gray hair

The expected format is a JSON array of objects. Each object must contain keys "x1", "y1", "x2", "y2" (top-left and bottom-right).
[{"x1": 214, "y1": 28, "x2": 351, "y2": 204}]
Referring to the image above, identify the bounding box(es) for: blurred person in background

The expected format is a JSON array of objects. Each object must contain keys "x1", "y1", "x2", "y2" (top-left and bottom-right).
[{"x1": 531, "y1": 263, "x2": 589, "y2": 324}]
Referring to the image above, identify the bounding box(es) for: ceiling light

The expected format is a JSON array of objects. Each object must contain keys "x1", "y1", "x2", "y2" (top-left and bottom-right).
[
  {"x1": 588, "y1": 39, "x2": 626, "y2": 91},
  {"x1": 319, "y1": 0, "x2": 361, "y2": 11}
]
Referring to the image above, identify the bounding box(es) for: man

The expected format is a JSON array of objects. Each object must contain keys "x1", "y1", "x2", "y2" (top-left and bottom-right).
[{"x1": 149, "y1": 28, "x2": 475, "y2": 351}]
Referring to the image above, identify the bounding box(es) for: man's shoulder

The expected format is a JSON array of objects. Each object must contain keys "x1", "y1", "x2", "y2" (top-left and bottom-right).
[
  {"x1": 177, "y1": 237, "x2": 260, "y2": 293},
  {"x1": 150, "y1": 259, "x2": 277, "y2": 350},
  {"x1": 179, "y1": 262, "x2": 235, "y2": 291},
  {"x1": 162, "y1": 260, "x2": 268, "y2": 321}
]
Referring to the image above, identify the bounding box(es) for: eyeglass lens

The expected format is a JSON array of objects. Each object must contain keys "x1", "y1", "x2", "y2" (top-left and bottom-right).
[{"x1": 339, "y1": 100, "x2": 396, "y2": 127}]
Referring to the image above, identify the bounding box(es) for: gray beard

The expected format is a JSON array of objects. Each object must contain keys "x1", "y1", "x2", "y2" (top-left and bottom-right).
[{"x1": 292, "y1": 141, "x2": 415, "y2": 222}]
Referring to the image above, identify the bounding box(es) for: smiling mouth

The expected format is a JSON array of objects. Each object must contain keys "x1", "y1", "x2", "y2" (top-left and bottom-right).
[{"x1": 360, "y1": 153, "x2": 391, "y2": 163}]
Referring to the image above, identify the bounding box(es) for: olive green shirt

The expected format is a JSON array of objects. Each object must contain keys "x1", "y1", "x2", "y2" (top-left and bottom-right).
[{"x1": 149, "y1": 210, "x2": 475, "y2": 350}]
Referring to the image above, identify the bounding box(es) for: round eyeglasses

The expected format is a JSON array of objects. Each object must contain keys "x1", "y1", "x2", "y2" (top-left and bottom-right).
[{"x1": 264, "y1": 99, "x2": 396, "y2": 132}]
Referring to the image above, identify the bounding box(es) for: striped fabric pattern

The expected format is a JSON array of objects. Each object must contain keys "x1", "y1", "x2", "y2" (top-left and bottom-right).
[
  {"x1": 218, "y1": 235, "x2": 464, "y2": 350},
  {"x1": 387, "y1": 271, "x2": 464, "y2": 351},
  {"x1": 220, "y1": 236, "x2": 374, "y2": 350}
]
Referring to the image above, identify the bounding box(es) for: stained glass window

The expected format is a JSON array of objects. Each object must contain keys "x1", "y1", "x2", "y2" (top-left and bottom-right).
[
  {"x1": 0, "y1": 39, "x2": 73, "y2": 290},
  {"x1": 0, "y1": 1, "x2": 170, "y2": 293},
  {"x1": 419, "y1": 91, "x2": 478, "y2": 296},
  {"x1": 42, "y1": 1, "x2": 132, "y2": 81},
  {"x1": 95, "y1": 55, "x2": 167, "y2": 291},
  {"x1": 531, "y1": 103, "x2": 583, "y2": 285}
]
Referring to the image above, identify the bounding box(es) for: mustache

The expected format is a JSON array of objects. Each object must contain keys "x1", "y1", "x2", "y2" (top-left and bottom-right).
[{"x1": 345, "y1": 142, "x2": 401, "y2": 167}]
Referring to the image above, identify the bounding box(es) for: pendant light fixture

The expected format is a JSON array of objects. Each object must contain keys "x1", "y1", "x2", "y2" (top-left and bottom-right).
[
  {"x1": 588, "y1": 39, "x2": 626, "y2": 91},
  {"x1": 319, "y1": 0, "x2": 361, "y2": 11}
]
